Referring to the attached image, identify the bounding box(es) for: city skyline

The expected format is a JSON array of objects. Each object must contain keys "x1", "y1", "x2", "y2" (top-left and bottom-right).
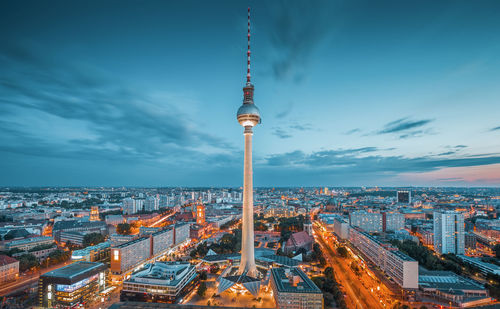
[{"x1": 2, "y1": 0, "x2": 500, "y2": 187}]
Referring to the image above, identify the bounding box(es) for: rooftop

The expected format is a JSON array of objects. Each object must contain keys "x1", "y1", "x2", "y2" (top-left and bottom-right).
[
  {"x1": 42, "y1": 261, "x2": 106, "y2": 284},
  {"x1": 72, "y1": 241, "x2": 111, "y2": 258},
  {"x1": 271, "y1": 267, "x2": 322, "y2": 294},
  {"x1": 125, "y1": 261, "x2": 196, "y2": 287},
  {"x1": 114, "y1": 236, "x2": 149, "y2": 249},
  {"x1": 0, "y1": 254, "x2": 18, "y2": 266}
]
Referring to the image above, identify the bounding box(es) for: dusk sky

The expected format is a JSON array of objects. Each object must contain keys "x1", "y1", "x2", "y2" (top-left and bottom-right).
[{"x1": 1, "y1": 0, "x2": 500, "y2": 187}]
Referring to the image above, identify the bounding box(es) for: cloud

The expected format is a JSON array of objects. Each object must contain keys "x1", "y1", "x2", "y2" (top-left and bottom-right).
[
  {"x1": 374, "y1": 117, "x2": 434, "y2": 139},
  {"x1": 344, "y1": 128, "x2": 361, "y2": 135},
  {"x1": 272, "y1": 121, "x2": 313, "y2": 139},
  {"x1": 0, "y1": 41, "x2": 233, "y2": 166},
  {"x1": 378, "y1": 117, "x2": 434, "y2": 134},
  {"x1": 272, "y1": 128, "x2": 292, "y2": 139},
  {"x1": 266, "y1": 0, "x2": 337, "y2": 82},
  {"x1": 262, "y1": 147, "x2": 500, "y2": 177},
  {"x1": 275, "y1": 101, "x2": 294, "y2": 119},
  {"x1": 490, "y1": 126, "x2": 500, "y2": 132}
]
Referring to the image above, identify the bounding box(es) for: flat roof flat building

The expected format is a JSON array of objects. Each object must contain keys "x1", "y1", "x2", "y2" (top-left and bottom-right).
[
  {"x1": 38, "y1": 261, "x2": 107, "y2": 308},
  {"x1": 349, "y1": 228, "x2": 418, "y2": 289},
  {"x1": 269, "y1": 267, "x2": 324, "y2": 309},
  {"x1": 121, "y1": 261, "x2": 198, "y2": 303}
]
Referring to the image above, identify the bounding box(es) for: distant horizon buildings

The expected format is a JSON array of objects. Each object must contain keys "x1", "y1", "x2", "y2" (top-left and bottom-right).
[
  {"x1": 397, "y1": 190, "x2": 411, "y2": 204},
  {"x1": 433, "y1": 210, "x2": 465, "y2": 255}
]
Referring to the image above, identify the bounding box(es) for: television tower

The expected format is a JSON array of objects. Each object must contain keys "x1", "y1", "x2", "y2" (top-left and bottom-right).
[{"x1": 237, "y1": 7, "x2": 260, "y2": 277}]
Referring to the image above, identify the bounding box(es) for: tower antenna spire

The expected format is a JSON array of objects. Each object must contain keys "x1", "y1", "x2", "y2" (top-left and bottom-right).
[{"x1": 246, "y1": 7, "x2": 251, "y2": 84}]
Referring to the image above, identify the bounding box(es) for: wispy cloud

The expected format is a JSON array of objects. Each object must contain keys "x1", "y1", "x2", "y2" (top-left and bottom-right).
[
  {"x1": 0, "y1": 42, "x2": 233, "y2": 166},
  {"x1": 275, "y1": 101, "x2": 294, "y2": 119},
  {"x1": 344, "y1": 128, "x2": 361, "y2": 135},
  {"x1": 378, "y1": 117, "x2": 434, "y2": 134},
  {"x1": 272, "y1": 128, "x2": 292, "y2": 139},
  {"x1": 490, "y1": 126, "x2": 500, "y2": 132},
  {"x1": 262, "y1": 147, "x2": 500, "y2": 176},
  {"x1": 272, "y1": 121, "x2": 313, "y2": 139},
  {"x1": 266, "y1": 0, "x2": 338, "y2": 82}
]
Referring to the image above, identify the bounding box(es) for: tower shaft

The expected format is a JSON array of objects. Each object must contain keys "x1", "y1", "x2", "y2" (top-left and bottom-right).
[{"x1": 239, "y1": 126, "x2": 257, "y2": 276}]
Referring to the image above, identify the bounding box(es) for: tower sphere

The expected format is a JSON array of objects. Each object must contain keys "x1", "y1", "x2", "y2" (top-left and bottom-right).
[{"x1": 237, "y1": 103, "x2": 261, "y2": 127}]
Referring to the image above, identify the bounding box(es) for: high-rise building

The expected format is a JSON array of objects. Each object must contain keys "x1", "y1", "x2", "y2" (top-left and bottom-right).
[
  {"x1": 145, "y1": 196, "x2": 159, "y2": 212},
  {"x1": 433, "y1": 211, "x2": 465, "y2": 255},
  {"x1": 349, "y1": 211, "x2": 383, "y2": 233},
  {"x1": 397, "y1": 191, "x2": 411, "y2": 203},
  {"x1": 123, "y1": 198, "x2": 136, "y2": 214},
  {"x1": 383, "y1": 212, "x2": 405, "y2": 232}
]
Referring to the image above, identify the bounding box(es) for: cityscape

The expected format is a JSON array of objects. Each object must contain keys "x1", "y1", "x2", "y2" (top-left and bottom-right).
[{"x1": 1, "y1": 1, "x2": 500, "y2": 309}]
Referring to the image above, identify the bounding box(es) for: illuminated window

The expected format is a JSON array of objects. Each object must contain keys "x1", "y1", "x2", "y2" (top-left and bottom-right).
[{"x1": 114, "y1": 250, "x2": 119, "y2": 261}]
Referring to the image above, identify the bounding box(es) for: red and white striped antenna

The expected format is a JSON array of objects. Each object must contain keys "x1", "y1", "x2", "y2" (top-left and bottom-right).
[{"x1": 246, "y1": 7, "x2": 251, "y2": 84}]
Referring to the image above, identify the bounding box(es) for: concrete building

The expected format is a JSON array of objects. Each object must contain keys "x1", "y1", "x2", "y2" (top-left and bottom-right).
[
  {"x1": 173, "y1": 223, "x2": 189, "y2": 246},
  {"x1": 106, "y1": 214, "x2": 125, "y2": 225},
  {"x1": 5, "y1": 236, "x2": 54, "y2": 251},
  {"x1": 60, "y1": 231, "x2": 87, "y2": 246},
  {"x1": 465, "y1": 232, "x2": 477, "y2": 250},
  {"x1": 269, "y1": 267, "x2": 324, "y2": 309},
  {"x1": 419, "y1": 268, "x2": 491, "y2": 307},
  {"x1": 457, "y1": 255, "x2": 500, "y2": 276},
  {"x1": 333, "y1": 218, "x2": 349, "y2": 240},
  {"x1": 236, "y1": 8, "x2": 261, "y2": 277},
  {"x1": 71, "y1": 241, "x2": 111, "y2": 262},
  {"x1": 152, "y1": 228, "x2": 174, "y2": 257},
  {"x1": 123, "y1": 198, "x2": 136, "y2": 214},
  {"x1": 121, "y1": 262, "x2": 198, "y2": 303},
  {"x1": 349, "y1": 228, "x2": 418, "y2": 289},
  {"x1": 144, "y1": 196, "x2": 159, "y2": 212},
  {"x1": 38, "y1": 261, "x2": 107, "y2": 308},
  {"x1": 52, "y1": 220, "x2": 107, "y2": 242},
  {"x1": 397, "y1": 191, "x2": 411, "y2": 204},
  {"x1": 433, "y1": 211, "x2": 465, "y2": 255},
  {"x1": 349, "y1": 211, "x2": 383, "y2": 233},
  {"x1": 0, "y1": 254, "x2": 19, "y2": 283},
  {"x1": 111, "y1": 237, "x2": 151, "y2": 277},
  {"x1": 383, "y1": 212, "x2": 405, "y2": 232}
]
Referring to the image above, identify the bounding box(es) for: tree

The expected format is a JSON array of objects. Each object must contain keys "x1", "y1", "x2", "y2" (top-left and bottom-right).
[
  {"x1": 197, "y1": 282, "x2": 207, "y2": 297},
  {"x1": 83, "y1": 232, "x2": 105, "y2": 247},
  {"x1": 337, "y1": 246, "x2": 349, "y2": 258},
  {"x1": 117, "y1": 223, "x2": 132, "y2": 235},
  {"x1": 199, "y1": 271, "x2": 208, "y2": 280},
  {"x1": 18, "y1": 254, "x2": 39, "y2": 271},
  {"x1": 48, "y1": 249, "x2": 71, "y2": 264}
]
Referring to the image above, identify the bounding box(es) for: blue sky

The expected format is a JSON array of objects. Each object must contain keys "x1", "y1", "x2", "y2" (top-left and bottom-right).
[{"x1": 1, "y1": 0, "x2": 500, "y2": 187}]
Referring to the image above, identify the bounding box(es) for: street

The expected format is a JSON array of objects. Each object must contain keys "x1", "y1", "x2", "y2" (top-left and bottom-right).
[{"x1": 314, "y1": 223, "x2": 389, "y2": 309}]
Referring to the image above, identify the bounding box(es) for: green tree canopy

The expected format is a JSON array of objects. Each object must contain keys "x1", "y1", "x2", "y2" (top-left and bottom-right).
[
  {"x1": 83, "y1": 232, "x2": 105, "y2": 247},
  {"x1": 117, "y1": 223, "x2": 132, "y2": 235}
]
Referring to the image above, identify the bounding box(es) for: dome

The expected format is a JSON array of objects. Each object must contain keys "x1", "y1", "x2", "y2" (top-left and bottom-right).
[
  {"x1": 237, "y1": 103, "x2": 261, "y2": 127},
  {"x1": 237, "y1": 103, "x2": 260, "y2": 118}
]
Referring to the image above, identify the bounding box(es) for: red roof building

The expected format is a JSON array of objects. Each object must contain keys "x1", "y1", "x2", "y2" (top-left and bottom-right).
[{"x1": 283, "y1": 231, "x2": 314, "y2": 255}]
